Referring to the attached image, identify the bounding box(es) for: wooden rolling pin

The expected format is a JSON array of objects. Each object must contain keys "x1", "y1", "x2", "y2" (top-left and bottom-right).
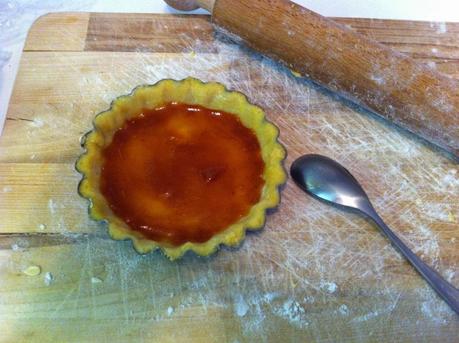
[{"x1": 165, "y1": 0, "x2": 459, "y2": 158}]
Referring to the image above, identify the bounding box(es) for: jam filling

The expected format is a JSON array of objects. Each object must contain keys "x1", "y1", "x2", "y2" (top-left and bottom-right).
[{"x1": 100, "y1": 103, "x2": 264, "y2": 245}]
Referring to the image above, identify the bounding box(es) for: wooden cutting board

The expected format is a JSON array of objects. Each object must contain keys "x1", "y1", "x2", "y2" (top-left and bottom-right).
[{"x1": 0, "y1": 12, "x2": 458, "y2": 342}]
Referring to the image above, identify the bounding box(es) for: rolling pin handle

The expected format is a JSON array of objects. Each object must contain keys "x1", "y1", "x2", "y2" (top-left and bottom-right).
[{"x1": 164, "y1": 0, "x2": 215, "y2": 12}]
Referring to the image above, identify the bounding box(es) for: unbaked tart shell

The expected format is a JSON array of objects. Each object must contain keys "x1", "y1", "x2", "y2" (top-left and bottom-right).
[{"x1": 76, "y1": 78, "x2": 286, "y2": 260}]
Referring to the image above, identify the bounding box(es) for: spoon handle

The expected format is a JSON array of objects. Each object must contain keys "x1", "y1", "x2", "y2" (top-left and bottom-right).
[{"x1": 366, "y1": 207, "x2": 459, "y2": 314}]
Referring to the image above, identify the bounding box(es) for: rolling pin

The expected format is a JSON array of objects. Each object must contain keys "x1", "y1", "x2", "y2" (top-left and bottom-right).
[{"x1": 165, "y1": 0, "x2": 459, "y2": 159}]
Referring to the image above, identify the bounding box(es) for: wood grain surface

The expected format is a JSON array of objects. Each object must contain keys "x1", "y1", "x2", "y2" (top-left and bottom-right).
[{"x1": 0, "y1": 12, "x2": 458, "y2": 342}]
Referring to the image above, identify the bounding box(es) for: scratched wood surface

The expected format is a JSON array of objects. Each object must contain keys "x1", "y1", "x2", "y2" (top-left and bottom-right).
[{"x1": 0, "y1": 12, "x2": 458, "y2": 342}]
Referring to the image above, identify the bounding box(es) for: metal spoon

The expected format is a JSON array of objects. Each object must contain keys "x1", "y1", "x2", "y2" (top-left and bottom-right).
[{"x1": 290, "y1": 154, "x2": 459, "y2": 314}]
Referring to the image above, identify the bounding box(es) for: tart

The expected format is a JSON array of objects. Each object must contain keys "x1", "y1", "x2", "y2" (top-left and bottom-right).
[{"x1": 76, "y1": 78, "x2": 286, "y2": 260}]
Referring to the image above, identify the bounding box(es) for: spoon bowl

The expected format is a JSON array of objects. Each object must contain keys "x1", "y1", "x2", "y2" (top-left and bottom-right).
[{"x1": 290, "y1": 154, "x2": 371, "y2": 212}]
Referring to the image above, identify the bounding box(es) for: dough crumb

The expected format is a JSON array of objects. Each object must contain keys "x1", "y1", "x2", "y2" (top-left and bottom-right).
[
  {"x1": 23, "y1": 265, "x2": 41, "y2": 276},
  {"x1": 290, "y1": 69, "x2": 302, "y2": 78}
]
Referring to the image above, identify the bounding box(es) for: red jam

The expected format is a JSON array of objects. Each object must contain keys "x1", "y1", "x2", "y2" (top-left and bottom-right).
[{"x1": 100, "y1": 103, "x2": 264, "y2": 245}]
